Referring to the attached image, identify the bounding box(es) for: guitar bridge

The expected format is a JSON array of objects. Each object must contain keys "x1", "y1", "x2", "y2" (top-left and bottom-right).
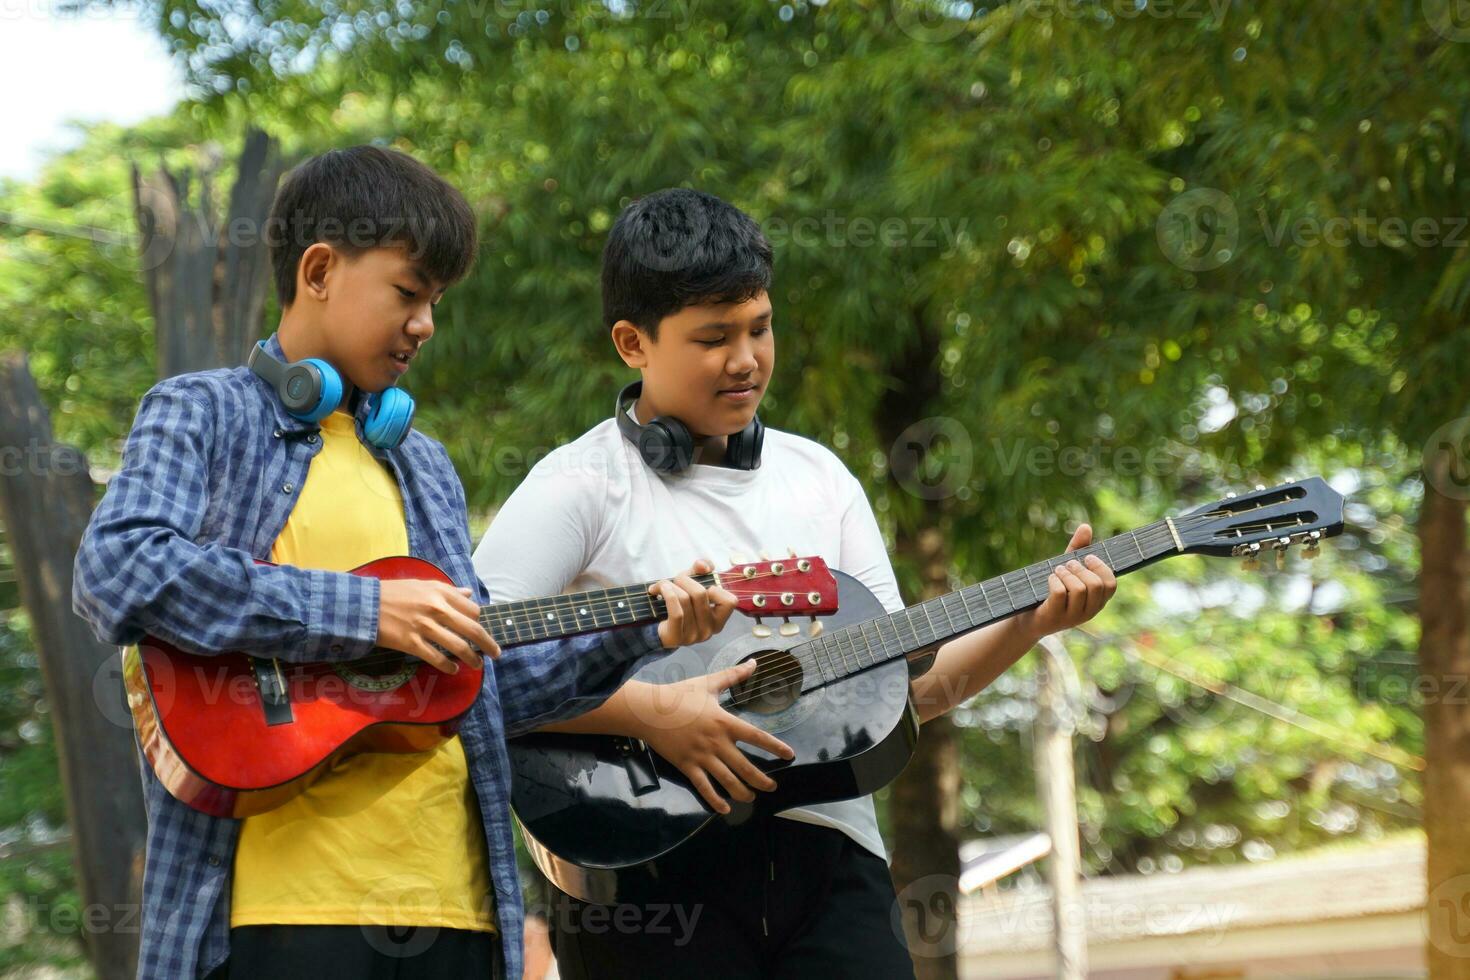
[
  {"x1": 615, "y1": 737, "x2": 661, "y2": 796},
  {"x1": 251, "y1": 657, "x2": 295, "y2": 727}
]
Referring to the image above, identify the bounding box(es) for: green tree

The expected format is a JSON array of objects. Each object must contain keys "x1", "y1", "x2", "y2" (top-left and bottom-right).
[{"x1": 6, "y1": 0, "x2": 1465, "y2": 972}]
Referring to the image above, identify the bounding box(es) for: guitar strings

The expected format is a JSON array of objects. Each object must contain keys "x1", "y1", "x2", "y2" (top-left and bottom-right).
[
  {"x1": 729, "y1": 509, "x2": 1294, "y2": 705},
  {"x1": 725, "y1": 508, "x2": 1317, "y2": 707},
  {"x1": 726, "y1": 522, "x2": 1186, "y2": 708},
  {"x1": 730, "y1": 508, "x2": 1319, "y2": 705}
]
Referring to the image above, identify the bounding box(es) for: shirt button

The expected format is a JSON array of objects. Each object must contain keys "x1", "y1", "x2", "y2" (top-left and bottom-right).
[
  {"x1": 207, "y1": 856, "x2": 221, "y2": 867},
  {"x1": 330, "y1": 643, "x2": 344, "y2": 654},
  {"x1": 306, "y1": 435, "x2": 319, "y2": 445},
  {"x1": 273, "y1": 429, "x2": 283, "y2": 439},
  {"x1": 282, "y1": 483, "x2": 295, "y2": 494}
]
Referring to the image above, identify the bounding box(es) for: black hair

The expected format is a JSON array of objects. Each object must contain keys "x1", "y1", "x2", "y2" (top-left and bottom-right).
[
  {"x1": 267, "y1": 145, "x2": 478, "y2": 306},
  {"x1": 601, "y1": 188, "x2": 773, "y2": 338}
]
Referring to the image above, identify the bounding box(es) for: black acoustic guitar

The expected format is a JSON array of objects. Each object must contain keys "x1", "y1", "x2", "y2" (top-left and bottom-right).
[{"x1": 509, "y1": 479, "x2": 1345, "y2": 903}]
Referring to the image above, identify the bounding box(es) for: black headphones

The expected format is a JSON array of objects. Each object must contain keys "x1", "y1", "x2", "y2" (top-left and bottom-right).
[{"x1": 615, "y1": 381, "x2": 764, "y2": 473}]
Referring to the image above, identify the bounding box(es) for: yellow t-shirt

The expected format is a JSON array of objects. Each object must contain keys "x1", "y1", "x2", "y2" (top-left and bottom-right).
[{"x1": 231, "y1": 409, "x2": 494, "y2": 933}]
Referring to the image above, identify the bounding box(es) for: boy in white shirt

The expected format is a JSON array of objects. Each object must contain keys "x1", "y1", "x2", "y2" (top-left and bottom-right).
[{"x1": 473, "y1": 189, "x2": 1116, "y2": 978}]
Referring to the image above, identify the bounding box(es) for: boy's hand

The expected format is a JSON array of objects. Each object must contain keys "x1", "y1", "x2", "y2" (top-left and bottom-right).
[
  {"x1": 626, "y1": 661, "x2": 795, "y2": 814},
  {"x1": 1014, "y1": 523, "x2": 1118, "y2": 642},
  {"x1": 649, "y1": 559, "x2": 739, "y2": 649},
  {"x1": 377, "y1": 579, "x2": 501, "y2": 673}
]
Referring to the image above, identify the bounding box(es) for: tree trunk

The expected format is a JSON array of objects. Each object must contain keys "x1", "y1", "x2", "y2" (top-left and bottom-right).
[
  {"x1": 889, "y1": 526, "x2": 963, "y2": 980},
  {"x1": 877, "y1": 304, "x2": 963, "y2": 980},
  {"x1": 137, "y1": 127, "x2": 282, "y2": 375},
  {"x1": 0, "y1": 356, "x2": 144, "y2": 980},
  {"x1": 1421, "y1": 449, "x2": 1470, "y2": 979}
]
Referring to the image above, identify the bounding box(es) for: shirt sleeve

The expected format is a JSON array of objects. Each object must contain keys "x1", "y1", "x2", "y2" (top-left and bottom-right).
[
  {"x1": 472, "y1": 449, "x2": 604, "y2": 603},
  {"x1": 837, "y1": 469, "x2": 906, "y2": 615},
  {"x1": 71, "y1": 380, "x2": 380, "y2": 663}
]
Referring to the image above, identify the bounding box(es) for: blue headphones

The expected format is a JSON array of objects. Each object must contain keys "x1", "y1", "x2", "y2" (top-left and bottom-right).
[{"x1": 248, "y1": 341, "x2": 415, "y2": 450}]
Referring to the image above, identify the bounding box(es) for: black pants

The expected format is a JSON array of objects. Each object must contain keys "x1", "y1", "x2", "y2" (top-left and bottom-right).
[
  {"x1": 548, "y1": 816, "x2": 916, "y2": 979},
  {"x1": 204, "y1": 924, "x2": 500, "y2": 979}
]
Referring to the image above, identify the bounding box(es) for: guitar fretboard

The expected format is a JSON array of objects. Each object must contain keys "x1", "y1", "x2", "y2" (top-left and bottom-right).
[
  {"x1": 481, "y1": 574, "x2": 719, "y2": 647},
  {"x1": 789, "y1": 520, "x2": 1183, "y2": 692}
]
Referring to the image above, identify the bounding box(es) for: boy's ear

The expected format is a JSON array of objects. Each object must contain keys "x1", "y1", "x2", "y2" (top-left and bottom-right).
[
  {"x1": 610, "y1": 319, "x2": 652, "y2": 368},
  {"x1": 298, "y1": 242, "x2": 336, "y2": 302}
]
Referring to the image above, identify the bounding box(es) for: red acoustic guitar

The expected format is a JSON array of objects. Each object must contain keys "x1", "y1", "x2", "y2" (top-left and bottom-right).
[{"x1": 123, "y1": 554, "x2": 838, "y2": 818}]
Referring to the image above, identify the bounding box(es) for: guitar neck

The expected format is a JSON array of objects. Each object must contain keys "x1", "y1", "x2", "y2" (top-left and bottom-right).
[
  {"x1": 480, "y1": 574, "x2": 719, "y2": 647},
  {"x1": 793, "y1": 519, "x2": 1187, "y2": 692}
]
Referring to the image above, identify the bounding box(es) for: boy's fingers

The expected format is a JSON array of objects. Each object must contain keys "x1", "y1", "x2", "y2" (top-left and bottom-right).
[
  {"x1": 721, "y1": 745, "x2": 777, "y2": 792},
  {"x1": 655, "y1": 580, "x2": 687, "y2": 648},
  {"x1": 463, "y1": 614, "x2": 501, "y2": 660},
  {"x1": 672, "y1": 574, "x2": 715, "y2": 639},
  {"x1": 1073, "y1": 563, "x2": 1106, "y2": 617},
  {"x1": 425, "y1": 621, "x2": 478, "y2": 669},
  {"x1": 1085, "y1": 554, "x2": 1119, "y2": 590},
  {"x1": 1067, "y1": 523, "x2": 1093, "y2": 551},
  {"x1": 412, "y1": 637, "x2": 457, "y2": 674},
  {"x1": 1047, "y1": 570, "x2": 1066, "y2": 602},
  {"x1": 445, "y1": 607, "x2": 498, "y2": 661},
  {"x1": 686, "y1": 770, "x2": 729, "y2": 814},
  {"x1": 708, "y1": 586, "x2": 738, "y2": 628},
  {"x1": 446, "y1": 586, "x2": 482, "y2": 620},
  {"x1": 714, "y1": 660, "x2": 758, "y2": 691},
  {"x1": 1055, "y1": 563, "x2": 1085, "y2": 617},
  {"x1": 706, "y1": 758, "x2": 756, "y2": 804},
  {"x1": 735, "y1": 719, "x2": 795, "y2": 761}
]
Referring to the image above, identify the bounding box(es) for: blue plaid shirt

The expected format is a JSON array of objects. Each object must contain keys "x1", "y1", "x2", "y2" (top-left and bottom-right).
[{"x1": 73, "y1": 333, "x2": 665, "y2": 979}]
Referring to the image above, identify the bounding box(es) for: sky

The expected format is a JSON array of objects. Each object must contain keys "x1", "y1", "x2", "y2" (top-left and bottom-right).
[{"x1": 0, "y1": 3, "x2": 181, "y2": 181}]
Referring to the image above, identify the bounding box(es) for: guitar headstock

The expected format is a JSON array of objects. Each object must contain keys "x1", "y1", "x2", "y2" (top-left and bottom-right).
[
  {"x1": 716, "y1": 555, "x2": 839, "y2": 635},
  {"x1": 1176, "y1": 477, "x2": 1346, "y2": 566}
]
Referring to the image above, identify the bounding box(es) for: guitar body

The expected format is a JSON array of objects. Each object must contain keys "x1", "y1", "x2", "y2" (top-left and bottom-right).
[
  {"x1": 125, "y1": 556, "x2": 480, "y2": 818},
  {"x1": 510, "y1": 571, "x2": 919, "y2": 904}
]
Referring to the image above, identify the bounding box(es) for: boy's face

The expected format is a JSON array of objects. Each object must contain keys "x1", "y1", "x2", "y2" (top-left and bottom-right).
[
  {"x1": 294, "y1": 242, "x2": 445, "y2": 394},
  {"x1": 615, "y1": 292, "x2": 774, "y2": 439}
]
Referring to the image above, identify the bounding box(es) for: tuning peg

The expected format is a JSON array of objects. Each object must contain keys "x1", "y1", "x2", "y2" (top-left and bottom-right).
[
  {"x1": 788, "y1": 547, "x2": 798, "y2": 558},
  {"x1": 1254, "y1": 484, "x2": 1266, "y2": 491},
  {"x1": 1242, "y1": 541, "x2": 1262, "y2": 571},
  {"x1": 779, "y1": 618, "x2": 800, "y2": 637},
  {"x1": 808, "y1": 619, "x2": 825, "y2": 637},
  {"x1": 1225, "y1": 491, "x2": 1238, "y2": 499},
  {"x1": 1304, "y1": 529, "x2": 1322, "y2": 559},
  {"x1": 1274, "y1": 536, "x2": 1291, "y2": 569},
  {"x1": 752, "y1": 617, "x2": 772, "y2": 639},
  {"x1": 730, "y1": 553, "x2": 749, "y2": 567},
  {"x1": 759, "y1": 552, "x2": 771, "y2": 561}
]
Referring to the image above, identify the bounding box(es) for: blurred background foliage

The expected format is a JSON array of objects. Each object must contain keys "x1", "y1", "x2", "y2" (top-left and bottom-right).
[{"x1": 2, "y1": 0, "x2": 1463, "y2": 971}]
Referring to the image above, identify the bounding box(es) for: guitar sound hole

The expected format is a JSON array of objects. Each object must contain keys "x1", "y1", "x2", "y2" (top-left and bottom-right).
[
  {"x1": 729, "y1": 651, "x2": 803, "y2": 715},
  {"x1": 333, "y1": 649, "x2": 418, "y2": 692}
]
